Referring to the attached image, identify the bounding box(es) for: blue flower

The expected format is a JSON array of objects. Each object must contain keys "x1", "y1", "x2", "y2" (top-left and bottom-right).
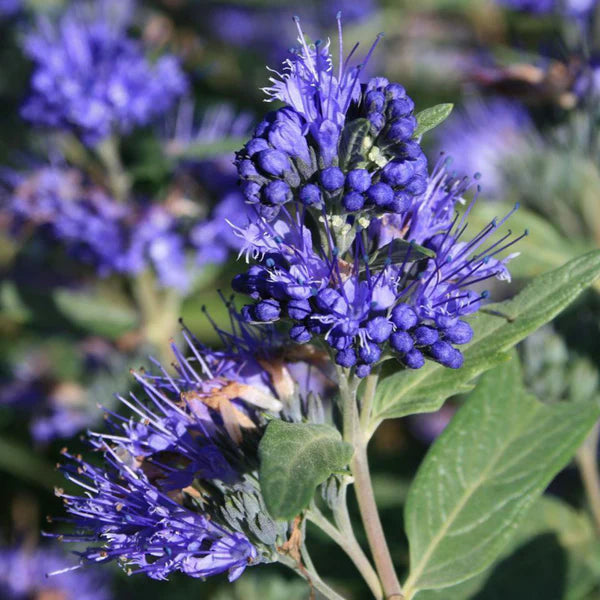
[
  {"x1": 21, "y1": 1, "x2": 187, "y2": 145},
  {"x1": 51, "y1": 309, "x2": 335, "y2": 579},
  {"x1": 236, "y1": 17, "x2": 427, "y2": 218},
  {"x1": 0, "y1": 545, "x2": 110, "y2": 600},
  {"x1": 433, "y1": 98, "x2": 538, "y2": 198},
  {"x1": 231, "y1": 158, "x2": 524, "y2": 375},
  {"x1": 52, "y1": 331, "x2": 270, "y2": 579},
  {"x1": 5, "y1": 163, "x2": 248, "y2": 292},
  {"x1": 55, "y1": 446, "x2": 258, "y2": 581},
  {"x1": 231, "y1": 19, "x2": 526, "y2": 376}
]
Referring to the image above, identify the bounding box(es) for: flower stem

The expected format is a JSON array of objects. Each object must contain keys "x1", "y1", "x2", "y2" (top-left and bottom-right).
[
  {"x1": 337, "y1": 367, "x2": 404, "y2": 600},
  {"x1": 307, "y1": 503, "x2": 383, "y2": 599},
  {"x1": 351, "y1": 440, "x2": 404, "y2": 600},
  {"x1": 132, "y1": 270, "x2": 182, "y2": 361},
  {"x1": 96, "y1": 134, "x2": 131, "y2": 203},
  {"x1": 576, "y1": 421, "x2": 600, "y2": 533},
  {"x1": 338, "y1": 366, "x2": 358, "y2": 444},
  {"x1": 279, "y1": 551, "x2": 347, "y2": 600},
  {"x1": 360, "y1": 371, "x2": 379, "y2": 432}
]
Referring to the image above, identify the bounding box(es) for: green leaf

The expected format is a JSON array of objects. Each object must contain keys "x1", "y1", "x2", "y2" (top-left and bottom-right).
[
  {"x1": 167, "y1": 137, "x2": 248, "y2": 161},
  {"x1": 258, "y1": 421, "x2": 354, "y2": 521},
  {"x1": 371, "y1": 250, "x2": 600, "y2": 425},
  {"x1": 464, "y1": 201, "x2": 593, "y2": 280},
  {"x1": 402, "y1": 356, "x2": 600, "y2": 598},
  {"x1": 339, "y1": 118, "x2": 371, "y2": 169},
  {"x1": 417, "y1": 495, "x2": 600, "y2": 600},
  {"x1": 53, "y1": 287, "x2": 138, "y2": 339},
  {"x1": 0, "y1": 435, "x2": 59, "y2": 491},
  {"x1": 413, "y1": 104, "x2": 453, "y2": 139}
]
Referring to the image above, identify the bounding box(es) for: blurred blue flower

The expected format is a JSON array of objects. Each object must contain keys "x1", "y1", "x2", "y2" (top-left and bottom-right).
[
  {"x1": 0, "y1": 0, "x2": 21, "y2": 18},
  {"x1": 497, "y1": 0, "x2": 556, "y2": 12},
  {"x1": 163, "y1": 101, "x2": 257, "y2": 266},
  {"x1": 0, "y1": 338, "x2": 120, "y2": 444},
  {"x1": 4, "y1": 163, "x2": 249, "y2": 292},
  {"x1": 434, "y1": 98, "x2": 538, "y2": 198},
  {"x1": 21, "y1": 1, "x2": 187, "y2": 145},
  {"x1": 0, "y1": 545, "x2": 110, "y2": 600}
]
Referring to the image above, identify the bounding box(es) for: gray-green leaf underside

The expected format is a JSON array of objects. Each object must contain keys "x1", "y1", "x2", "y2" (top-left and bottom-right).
[{"x1": 258, "y1": 421, "x2": 354, "y2": 521}]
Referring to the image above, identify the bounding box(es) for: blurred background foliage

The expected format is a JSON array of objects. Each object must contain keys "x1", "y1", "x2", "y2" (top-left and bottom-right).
[{"x1": 1, "y1": 0, "x2": 600, "y2": 598}]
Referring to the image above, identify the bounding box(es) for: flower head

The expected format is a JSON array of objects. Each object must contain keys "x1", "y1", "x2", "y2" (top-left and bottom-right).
[
  {"x1": 232, "y1": 158, "x2": 524, "y2": 376},
  {"x1": 51, "y1": 308, "x2": 333, "y2": 579},
  {"x1": 55, "y1": 446, "x2": 258, "y2": 581},
  {"x1": 236, "y1": 16, "x2": 427, "y2": 218},
  {"x1": 230, "y1": 20, "x2": 525, "y2": 376},
  {"x1": 21, "y1": 1, "x2": 187, "y2": 144}
]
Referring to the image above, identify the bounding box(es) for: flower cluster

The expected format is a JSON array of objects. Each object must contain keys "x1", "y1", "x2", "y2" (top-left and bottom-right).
[
  {"x1": 52, "y1": 309, "x2": 332, "y2": 579},
  {"x1": 233, "y1": 159, "x2": 522, "y2": 376},
  {"x1": 0, "y1": 337, "x2": 127, "y2": 444},
  {"x1": 21, "y1": 0, "x2": 187, "y2": 145},
  {"x1": 235, "y1": 17, "x2": 427, "y2": 219},
  {"x1": 0, "y1": 545, "x2": 110, "y2": 600},
  {"x1": 55, "y1": 447, "x2": 258, "y2": 581},
  {"x1": 231, "y1": 18, "x2": 523, "y2": 377},
  {"x1": 5, "y1": 164, "x2": 242, "y2": 291}
]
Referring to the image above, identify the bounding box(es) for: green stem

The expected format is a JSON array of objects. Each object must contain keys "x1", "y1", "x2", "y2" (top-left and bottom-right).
[
  {"x1": 576, "y1": 421, "x2": 600, "y2": 533},
  {"x1": 96, "y1": 135, "x2": 131, "y2": 203},
  {"x1": 307, "y1": 503, "x2": 383, "y2": 600},
  {"x1": 132, "y1": 270, "x2": 182, "y2": 361},
  {"x1": 337, "y1": 365, "x2": 358, "y2": 443},
  {"x1": 279, "y1": 551, "x2": 347, "y2": 600},
  {"x1": 351, "y1": 440, "x2": 404, "y2": 600},
  {"x1": 360, "y1": 371, "x2": 379, "y2": 433},
  {"x1": 338, "y1": 367, "x2": 404, "y2": 600}
]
